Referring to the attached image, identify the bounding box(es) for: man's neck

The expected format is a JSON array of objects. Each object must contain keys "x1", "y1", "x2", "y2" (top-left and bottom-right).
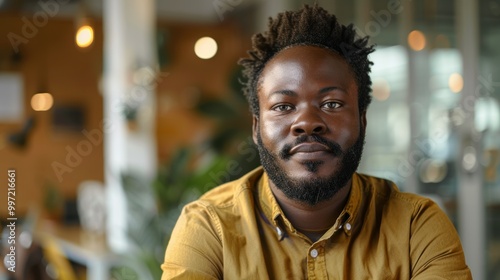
[{"x1": 269, "y1": 179, "x2": 352, "y2": 242}]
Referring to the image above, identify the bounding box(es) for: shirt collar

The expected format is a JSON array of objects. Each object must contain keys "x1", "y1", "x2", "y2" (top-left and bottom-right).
[
  {"x1": 341, "y1": 172, "x2": 362, "y2": 236},
  {"x1": 257, "y1": 172, "x2": 283, "y2": 227},
  {"x1": 257, "y1": 170, "x2": 363, "y2": 237}
]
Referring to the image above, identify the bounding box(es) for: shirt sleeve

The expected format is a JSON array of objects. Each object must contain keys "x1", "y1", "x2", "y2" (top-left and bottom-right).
[
  {"x1": 409, "y1": 198, "x2": 473, "y2": 279},
  {"x1": 161, "y1": 201, "x2": 223, "y2": 280}
]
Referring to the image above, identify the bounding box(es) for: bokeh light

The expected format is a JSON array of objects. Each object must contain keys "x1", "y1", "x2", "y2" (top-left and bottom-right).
[
  {"x1": 372, "y1": 79, "x2": 391, "y2": 101},
  {"x1": 76, "y1": 25, "x2": 94, "y2": 48},
  {"x1": 408, "y1": 30, "x2": 426, "y2": 51},
  {"x1": 194, "y1": 37, "x2": 218, "y2": 59},
  {"x1": 31, "y1": 93, "x2": 54, "y2": 111},
  {"x1": 449, "y1": 73, "x2": 464, "y2": 93}
]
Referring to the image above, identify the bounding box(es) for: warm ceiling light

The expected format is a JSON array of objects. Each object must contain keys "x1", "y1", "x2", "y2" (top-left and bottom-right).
[
  {"x1": 76, "y1": 25, "x2": 94, "y2": 48},
  {"x1": 449, "y1": 73, "x2": 464, "y2": 93},
  {"x1": 31, "y1": 93, "x2": 54, "y2": 111},
  {"x1": 194, "y1": 37, "x2": 218, "y2": 59},
  {"x1": 408, "y1": 30, "x2": 426, "y2": 51}
]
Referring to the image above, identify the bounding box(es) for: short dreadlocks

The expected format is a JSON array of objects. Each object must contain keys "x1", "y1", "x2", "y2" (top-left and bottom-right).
[{"x1": 239, "y1": 5, "x2": 375, "y2": 116}]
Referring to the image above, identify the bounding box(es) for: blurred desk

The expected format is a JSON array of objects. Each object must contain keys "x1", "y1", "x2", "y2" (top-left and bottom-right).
[{"x1": 36, "y1": 221, "x2": 118, "y2": 280}]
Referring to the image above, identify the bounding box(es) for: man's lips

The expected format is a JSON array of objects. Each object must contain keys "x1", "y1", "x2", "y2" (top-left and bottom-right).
[{"x1": 289, "y1": 142, "x2": 332, "y2": 154}]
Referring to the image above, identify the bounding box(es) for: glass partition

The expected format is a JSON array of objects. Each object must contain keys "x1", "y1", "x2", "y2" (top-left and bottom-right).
[{"x1": 302, "y1": 0, "x2": 500, "y2": 278}]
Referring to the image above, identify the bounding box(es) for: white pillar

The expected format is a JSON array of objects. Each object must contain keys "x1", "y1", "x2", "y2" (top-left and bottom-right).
[
  {"x1": 103, "y1": 0, "x2": 157, "y2": 253},
  {"x1": 398, "y1": 0, "x2": 421, "y2": 194},
  {"x1": 456, "y1": 0, "x2": 485, "y2": 279}
]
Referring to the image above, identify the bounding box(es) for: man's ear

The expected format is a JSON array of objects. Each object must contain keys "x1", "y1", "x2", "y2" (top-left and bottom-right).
[
  {"x1": 360, "y1": 110, "x2": 367, "y2": 134},
  {"x1": 252, "y1": 115, "x2": 259, "y2": 145}
]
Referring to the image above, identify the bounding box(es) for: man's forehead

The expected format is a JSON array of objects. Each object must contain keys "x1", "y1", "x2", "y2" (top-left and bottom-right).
[
  {"x1": 257, "y1": 45, "x2": 355, "y2": 89},
  {"x1": 260, "y1": 46, "x2": 350, "y2": 77},
  {"x1": 257, "y1": 46, "x2": 357, "y2": 96}
]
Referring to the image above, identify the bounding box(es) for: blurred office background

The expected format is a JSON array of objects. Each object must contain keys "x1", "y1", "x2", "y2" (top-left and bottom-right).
[{"x1": 0, "y1": 0, "x2": 499, "y2": 279}]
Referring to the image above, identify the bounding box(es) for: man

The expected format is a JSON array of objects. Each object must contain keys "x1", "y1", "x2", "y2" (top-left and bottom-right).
[{"x1": 162, "y1": 5, "x2": 472, "y2": 279}]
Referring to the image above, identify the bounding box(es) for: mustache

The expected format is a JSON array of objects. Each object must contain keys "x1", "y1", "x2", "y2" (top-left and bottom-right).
[{"x1": 279, "y1": 134, "x2": 343, "y2": 160}]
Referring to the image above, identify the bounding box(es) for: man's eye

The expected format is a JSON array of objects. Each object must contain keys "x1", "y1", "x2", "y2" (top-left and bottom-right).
[
  {"x1": 322, "y1": 102, "x2": 341, "y2": 109},
  {"x1": 273, "y1": 105, "x2": 293, "y2": 111}
]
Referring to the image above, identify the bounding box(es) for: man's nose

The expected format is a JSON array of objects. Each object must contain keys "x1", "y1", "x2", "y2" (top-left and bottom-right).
[{"x1": 291, "y1": 107, "x2": 327, "y2": 136}]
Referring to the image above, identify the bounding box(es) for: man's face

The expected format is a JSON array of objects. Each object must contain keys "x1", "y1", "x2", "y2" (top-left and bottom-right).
[{"x1": 253, "y1": 45, "x2": 367, "y2": 206}]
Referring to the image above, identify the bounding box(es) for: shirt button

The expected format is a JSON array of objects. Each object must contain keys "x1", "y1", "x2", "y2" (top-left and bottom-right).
[
  {"x1": 345, "y1": 223, "x2": 352, "y2": 231},
  {"x1": 310, "y1": 249, "x2": 318, "y2": 258}
]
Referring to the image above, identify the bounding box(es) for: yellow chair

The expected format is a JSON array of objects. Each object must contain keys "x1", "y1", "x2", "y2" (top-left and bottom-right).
[{"x1": 41, "y1": 235, "x2": 79, "y2": 280}]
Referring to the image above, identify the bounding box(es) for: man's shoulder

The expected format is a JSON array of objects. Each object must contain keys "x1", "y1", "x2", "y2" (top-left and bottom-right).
[
  {"x1": 190, "y1": 166, "x2": 264, "y2": 209},
  {"x1": 354, "y1": 172, "x2": 399, "y2": 196},
  {"x1": 354, "y1": 173, "x2": 435, "y2": 208}
]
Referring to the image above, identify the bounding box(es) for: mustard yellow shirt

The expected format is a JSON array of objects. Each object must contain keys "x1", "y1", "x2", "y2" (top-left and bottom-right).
[{"x1": 162, "y1": 167, "x2": 472, "y2": 279}]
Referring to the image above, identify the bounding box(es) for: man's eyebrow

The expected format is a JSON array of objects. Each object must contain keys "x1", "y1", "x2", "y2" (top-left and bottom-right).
[
  {"x1": 319, "y1": 86, "x2": 346, "y2": 94},
  {"x1": 269, "y1": 89, "x2": 297, "y2": 97},
  {"x1": 269, "y1": 87, "x2": 347, "y2": 97}
]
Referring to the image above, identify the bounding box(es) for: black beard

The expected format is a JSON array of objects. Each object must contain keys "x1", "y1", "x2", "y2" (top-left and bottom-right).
[{"x1": 256, "y1": 127, "x2": 365, "y2": 206}]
